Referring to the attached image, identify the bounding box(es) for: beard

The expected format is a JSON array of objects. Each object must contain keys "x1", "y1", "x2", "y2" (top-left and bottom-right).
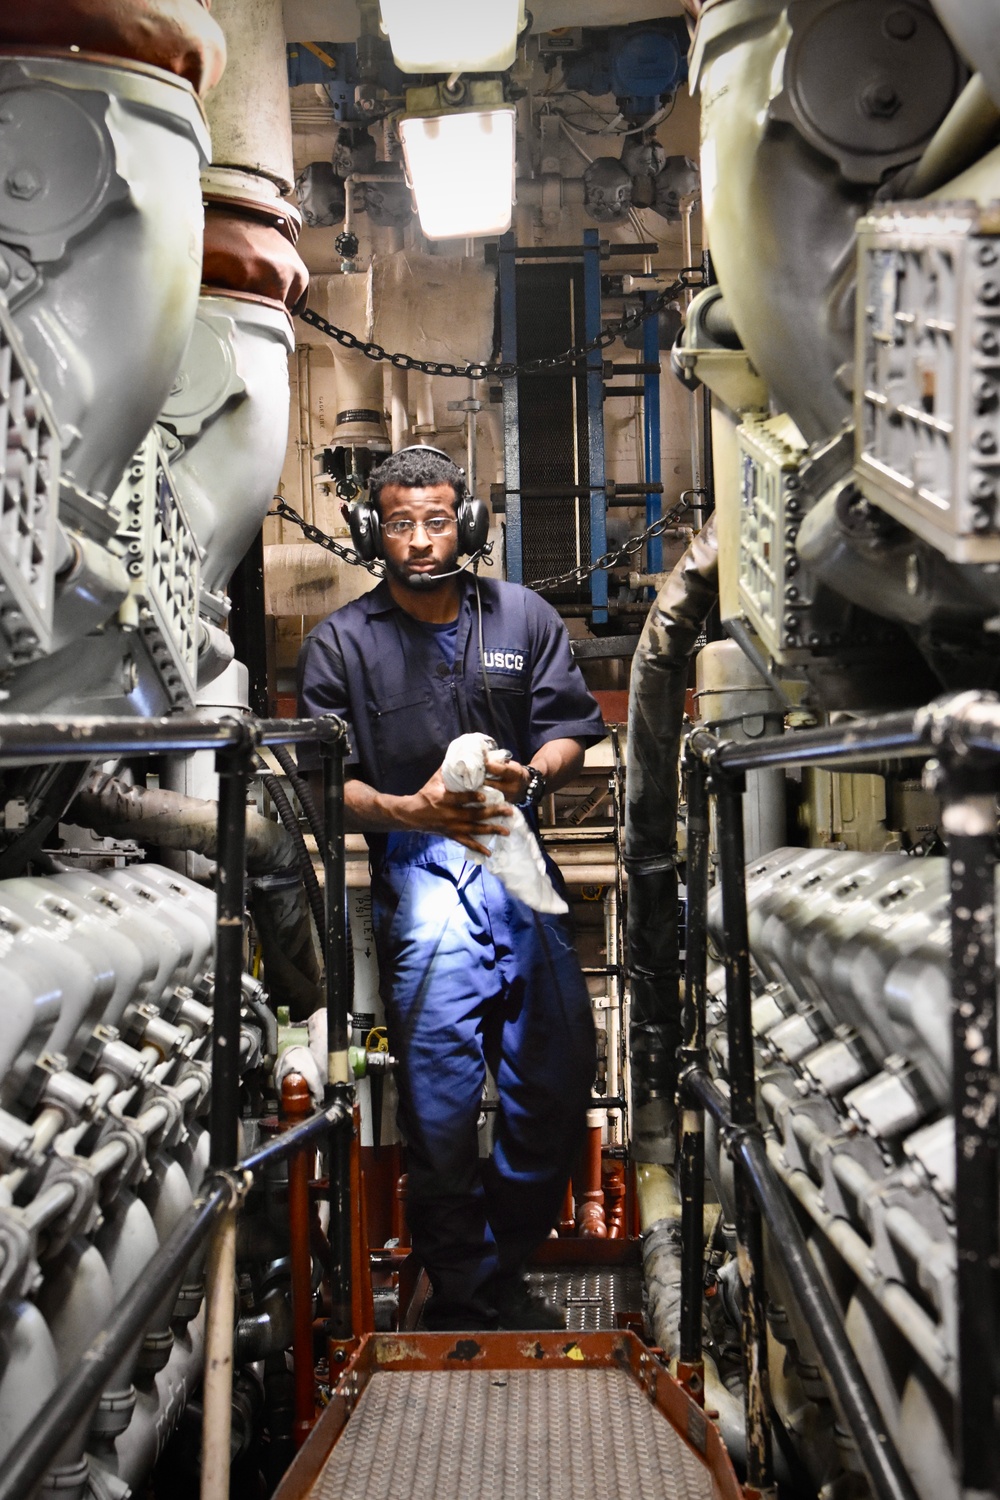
[{"x1": 383, "y1": 545, "x2": 461, "y2": 591}]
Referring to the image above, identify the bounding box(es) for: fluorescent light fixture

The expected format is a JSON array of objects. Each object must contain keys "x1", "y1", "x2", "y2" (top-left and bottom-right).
[
  {"x1": 399, "y1": 107, "x2": 516, "y2": 240},
  {"x1": 379, "y1": 0, "x2": 525, "y2": 74}
]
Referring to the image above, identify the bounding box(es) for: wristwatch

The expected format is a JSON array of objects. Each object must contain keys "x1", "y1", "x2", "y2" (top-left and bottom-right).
[{"x1": 518, "y1": 766, "x2": 548, "y2": 808}]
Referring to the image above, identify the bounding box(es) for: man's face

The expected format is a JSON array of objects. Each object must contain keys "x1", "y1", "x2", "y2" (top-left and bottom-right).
[{"x1": 378, "y1": 483, "x2": 460, "y2": 591}]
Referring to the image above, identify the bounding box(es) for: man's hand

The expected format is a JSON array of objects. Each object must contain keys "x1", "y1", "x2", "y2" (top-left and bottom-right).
[
  {"x1": 341, "y1": 737, "x2": 586, "y2": 851},
  {"x1": 400, "y1": 768, "x2": 513, "y2": 857},
  {"x1": 484, "y1": 754, "x2": 531, "y2": 805}
]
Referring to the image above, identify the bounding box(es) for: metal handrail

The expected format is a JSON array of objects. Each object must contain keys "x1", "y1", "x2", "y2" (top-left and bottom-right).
[
  {"x1": 0, "y1": 1102, "x2": 347, "y2": 1500},
  {"x1": 0, "y1": 709, "x2": 351, "y2": 1500},
  {"x1": 678, "y1": 689, "x2": 1000, "y2": 1500},
  {"x1": 0, "y1": 710, "x2": 346, "y2": 763}
]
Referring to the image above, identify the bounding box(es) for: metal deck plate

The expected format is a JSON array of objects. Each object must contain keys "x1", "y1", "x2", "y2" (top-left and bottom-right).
[
  {"x1": 308, "y1": 1368, "x2": 717, "y2": 1500},
  {"x1": 527, "y1": 1267, "x2": 644, "y2": 1331}
]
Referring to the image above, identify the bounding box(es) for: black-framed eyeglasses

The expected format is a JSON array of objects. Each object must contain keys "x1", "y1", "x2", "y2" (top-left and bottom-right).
[{"x1": 381, "y1": 516, "x2": 458, "y2": 539}]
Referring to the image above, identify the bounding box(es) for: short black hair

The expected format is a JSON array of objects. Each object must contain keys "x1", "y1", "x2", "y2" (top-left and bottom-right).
[{"x1": 368, "y1": 447, "x2": 465, "y2": 512}]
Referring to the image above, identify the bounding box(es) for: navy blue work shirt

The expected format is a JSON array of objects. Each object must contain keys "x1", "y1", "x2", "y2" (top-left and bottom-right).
[{"x1": 296, "y1": 575, "x2": 605, "y2": 855}]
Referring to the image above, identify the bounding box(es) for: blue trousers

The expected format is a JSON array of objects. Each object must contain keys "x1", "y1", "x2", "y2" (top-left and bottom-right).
[{"x1": 372, "y1": 834, "x2": 596, "y2": 1324}]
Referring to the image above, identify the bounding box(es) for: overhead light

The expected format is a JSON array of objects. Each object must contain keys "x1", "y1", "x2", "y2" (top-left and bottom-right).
[
  {"x1": 379, "y1": 0, "x2": 525, "y2": 75},
  {"x1": 399, "y1": 106, "x2": 516, "y2": 240}
]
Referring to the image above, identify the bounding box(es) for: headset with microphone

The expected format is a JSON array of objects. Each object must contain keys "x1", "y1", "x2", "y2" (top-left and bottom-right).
[
  {"x1": 347, "y1": 445, "x2": 490, "y2": 565},
  {"x1": 347, "y1": 446, "x2": 503, "y2": 738}
]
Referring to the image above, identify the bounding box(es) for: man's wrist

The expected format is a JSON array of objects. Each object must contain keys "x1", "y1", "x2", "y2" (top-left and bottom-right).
[{"x1": 517, "y1": 766, "x2": 548, "y2": 808}]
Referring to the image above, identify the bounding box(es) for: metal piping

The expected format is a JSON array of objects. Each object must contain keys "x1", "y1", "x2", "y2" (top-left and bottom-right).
[
  {"x1": 200, "y1": 728, "x2": 254, "y2": 1500},
  {"x1": 199, "y1": 1203, "x2": 239, "y2": 1500},
  {"x1": 714, "y1": 773, "x2": 773, "y2": 1493},
  {"x1": 282, "y1": 1074, "x2": 318, "y2": 1447},
  {"x1": 942, "y1": 770, "x2": 1000, "y2": 1494},
  {"x1": 683, "y1": 691, "x2": 1000, "y2": 1494},
  {"x1": 0, "y1": 1101, "x2": 349, "y2": 1500},
  {"x1": 904, "y1": 73, "x2": 1000, "y2": 197},
  {"x1": 323, "y1": 735, "x2": 354, "y2": 1351},
  {"x1": 684, "y1": 1070, "x2": 921, "y2": 1500},
  {"x1": 73, "y1": 764, "x2": 325, "y2": 1016},
  {"x1": 74, "y1": 775, "x2": 295, "y2": 875},
  {"x1": 625, "y1": 515, "x2": 719, "y2": 1163},
  {"x1": 678, "y1": 754, "x2": 709, "y2": 1386}
]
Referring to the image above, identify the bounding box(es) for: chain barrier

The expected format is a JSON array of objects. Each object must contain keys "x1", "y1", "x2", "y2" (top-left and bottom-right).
[
  {"x1": 270, "y1": 497, "x2": 386, "y2": 577},
  {"x1": 270, "y1": 493, "x2": 699, "y2": 594},
  {"x1": 518, "y1": 498, "x2": 695, "y2": 592},
  {"x1": 297, "y1": 267, "x2": 703, "y2": 381}
]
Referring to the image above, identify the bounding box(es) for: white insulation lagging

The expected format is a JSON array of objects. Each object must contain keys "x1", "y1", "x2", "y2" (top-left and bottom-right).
[{"x1": 0, "y1": 863, "x2": 266, "y2": 1497}]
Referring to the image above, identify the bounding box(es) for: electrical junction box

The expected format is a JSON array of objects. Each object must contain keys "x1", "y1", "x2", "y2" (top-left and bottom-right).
[
  {"x1": 855, "y1": 202, "x2": 1000, "y2": 563},
  {"x1": 736, "y1": 413, "x2": 819, "y2": 663},
  {"x1": 539, "y1": 29, "x2": 585, "y2": 54}
]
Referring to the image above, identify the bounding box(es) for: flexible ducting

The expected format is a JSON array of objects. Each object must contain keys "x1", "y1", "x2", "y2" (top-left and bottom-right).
[
  {"x1": 74, "y1": 777, "x2": 294, "y2": 874},
  {"x1": 625, "y1": 515, "x2": 719, "y2": 1163},
  {"x1": 256, "y1": 764, "x2": 326, "y2": 962},
  {"x1": 271, "y1": 744, "x2": 327, "y2": 852}
]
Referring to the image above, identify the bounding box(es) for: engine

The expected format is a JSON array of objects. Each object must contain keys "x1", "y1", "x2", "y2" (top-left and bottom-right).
[{"x1": 706, "y1": 847, "x2": 957, "y2": 1498}]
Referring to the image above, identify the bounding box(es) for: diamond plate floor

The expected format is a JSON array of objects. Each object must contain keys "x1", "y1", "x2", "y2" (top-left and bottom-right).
[{"x1": 308, "y1": 1369, "x2": 715, "y2": 1500}]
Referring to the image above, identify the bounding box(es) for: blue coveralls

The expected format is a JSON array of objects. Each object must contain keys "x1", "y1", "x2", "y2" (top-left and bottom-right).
[{"x1": 297, "y1": 576, "x2": 604, "y2": 1325}]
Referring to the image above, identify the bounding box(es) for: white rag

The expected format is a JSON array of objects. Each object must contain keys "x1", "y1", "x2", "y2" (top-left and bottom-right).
[{"x1": 440, "y1": 732, "x2": 567, "y2": 914}]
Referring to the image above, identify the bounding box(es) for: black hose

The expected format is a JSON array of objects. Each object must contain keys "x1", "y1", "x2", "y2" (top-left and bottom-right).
[
  {"x1": 270, "y1": 746, "x2": 357, "y2": 1015},
  {"x1": 264, "y1": 752, "x2": 355, "y2": 1016},
  {"x1": 625, "y1": 514, "x2": 720, "y2": 1162},
  {"x1": 271, "y1": 743, "x2": 327, "y2": 852},
  {"x1": 256, "y1": 763, "x2": 327, "y2": 964}
]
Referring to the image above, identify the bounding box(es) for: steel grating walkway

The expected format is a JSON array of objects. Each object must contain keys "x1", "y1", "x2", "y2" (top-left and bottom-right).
[
  {"x1": 306, "y1": 1368, "x2": 718, "y2": 1500},
  {"x1": 527, "y1": 1267, "x2": 644, "y2": 1332}
]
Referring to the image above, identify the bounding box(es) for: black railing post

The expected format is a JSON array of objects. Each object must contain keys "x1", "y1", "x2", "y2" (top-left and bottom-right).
[
  {"x1": 320, "y1": 718, "x2": 354, "y2": 1351},
  {"x1": 202, "y1": 719, "x2": 257, "y2": 1500},
  {"x1": 210, "y1": 720, "x2": 258, "y2": 1169},
  {"x1": 678, "y1": 749, "x2": 710, "y2": 1399},
  {"x1": 715, "y1": 767, "x2": 774, "y2": 1497},
  {"x1": 941, "y1": 764, "x2": 1000, "y2": 1496}
]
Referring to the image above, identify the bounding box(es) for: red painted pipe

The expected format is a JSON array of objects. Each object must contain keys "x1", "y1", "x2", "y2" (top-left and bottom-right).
[
  {"x1": 392, "y1": 1171, "x2": 410, "y2": 1248},
  {"x1": 576, "y1": 1121, "x2": 608, "y2": 1239},
  {"x1": 282, "y1": 1072, "x2": 316, "y2": 1448},
  {"x1": 603, "y1": 1159, "x2": 627, "y2": 1240},
  {"x1": 558, "y1": 1181, "x2": 576, "y2": 1237}
]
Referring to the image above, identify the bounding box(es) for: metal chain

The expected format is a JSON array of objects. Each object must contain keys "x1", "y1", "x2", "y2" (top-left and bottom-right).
[
  {"x1": 298, "y1": 267, "x2": 703, "y2": 381},
  {"x1": 270, "y1": 494, "x2": 696, "y2": 593},
  {"x1": 520, "y1": 498, "x2": 694, "y2": 591},
  {"x1": 269, "y1": 496, "x2": 386, "y2": 577}
]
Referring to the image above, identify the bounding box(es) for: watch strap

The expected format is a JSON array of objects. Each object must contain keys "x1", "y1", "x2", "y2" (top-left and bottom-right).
[{"x1": 519, "y1": 767, "x2": 547, "y2": 808}]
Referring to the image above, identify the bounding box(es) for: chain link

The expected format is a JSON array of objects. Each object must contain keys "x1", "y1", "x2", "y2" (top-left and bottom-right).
[
  {"x1": 298, "y1": 267, "x2": 702, "y2": 381},
  {"x1": 269, "y1": 496, "x2": 386, "y2": 577},
  {"x1": 520, "y1": 498, "x2": 695, "y2": 591},
  {"x1": 270, "y1": 494, "x2": 697, "y2": 594}
]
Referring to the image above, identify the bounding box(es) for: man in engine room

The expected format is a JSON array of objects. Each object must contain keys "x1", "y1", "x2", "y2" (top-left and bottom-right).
[{"x1": 297, "y1": 445, "x2": 604, "y2": 1331}]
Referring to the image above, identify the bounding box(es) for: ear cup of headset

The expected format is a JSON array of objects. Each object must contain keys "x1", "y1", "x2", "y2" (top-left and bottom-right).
[
  {"x1": 348, "y1": 500, "x2": 382, "y2": 560},
  {"x1": 457, "y1": 497, "x2": 490, "y2": 556}
]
